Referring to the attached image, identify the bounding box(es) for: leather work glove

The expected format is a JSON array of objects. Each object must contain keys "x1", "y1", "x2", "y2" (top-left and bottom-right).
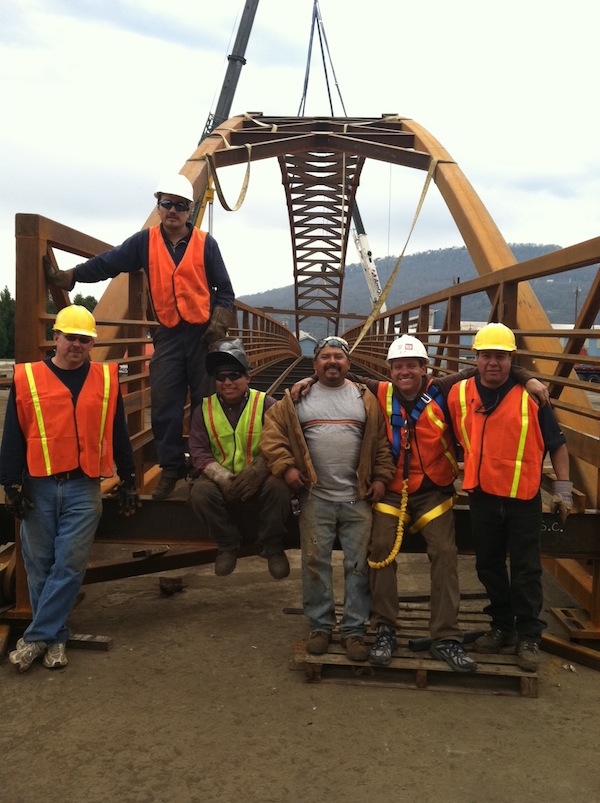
[
  {"x1": 43, "y1": 255, "x2": 76, "y2": 291},
  {"x1": 114, "y1": 484, "x2": 142, "y2": 517},
  {"x1": 204, "y1": 306, "x2": 236, "y2": 346},
  {"x1": 203, "y1": 462, "x2": 234, "y2": 496},
  {"x1": 228, "y1": 456, "x2": 271, "y2": 502},
  {"x1": 551, "y1": 480, "x2": 573, "y2": 523},
  {"x1": 4, "y1": 484, "x2": 34, "y2": 519}
]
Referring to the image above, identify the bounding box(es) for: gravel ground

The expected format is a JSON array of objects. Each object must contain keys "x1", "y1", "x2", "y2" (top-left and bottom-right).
[{"x1": 2, "y1": 550, "x2": 600, "y2": 803}]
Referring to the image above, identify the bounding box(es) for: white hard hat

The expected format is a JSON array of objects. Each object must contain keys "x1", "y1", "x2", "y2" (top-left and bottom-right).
[
  {"x1": 154, "y1": 174, "x2": 195, "y2": 204},
  {"x1": 386, "y1": 335, "x2": 429, "y2": 362}
]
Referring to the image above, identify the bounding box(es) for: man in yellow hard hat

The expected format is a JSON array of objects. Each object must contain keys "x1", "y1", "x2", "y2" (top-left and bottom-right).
[
  {"x1": 0, "y1": 305, "x2": 140, "y2": 673},
  {"x1": 45, "y1": 175, "x2": 236, "y2": 500},
  {"x1": 447, "y1": 322, "x2": 572, "y2": 672}
]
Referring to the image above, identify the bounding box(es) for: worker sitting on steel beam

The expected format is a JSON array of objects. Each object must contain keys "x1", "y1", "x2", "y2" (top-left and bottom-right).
[
  {"x1": 1, "y1": 306, "x2": 140, "y2": 673},
  {"x1": 447, "y1": 323, "x2": 572, "y2": 672},
  {"x1": 292, "y1": 334, "x2": 550, "y2": 673},
  {"x1": 188, "y1": 339, "x2": 291, "y2": 580}
]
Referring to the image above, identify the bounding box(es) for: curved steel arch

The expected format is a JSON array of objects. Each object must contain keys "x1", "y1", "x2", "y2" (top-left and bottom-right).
[
  {"x1": 92, "y1": 112, "x2": 570, "y2": 361},
  {"x1": 179, "y1": 114, "x2": 522, "y2": 330}
]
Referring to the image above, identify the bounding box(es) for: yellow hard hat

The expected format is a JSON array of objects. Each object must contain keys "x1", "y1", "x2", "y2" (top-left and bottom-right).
[
  {"x1": 53, "y1": 305, "x2": 97, "y2": 338},
  {"x1": 472, "y1": 322, "x2": 516, "y2": 352}
]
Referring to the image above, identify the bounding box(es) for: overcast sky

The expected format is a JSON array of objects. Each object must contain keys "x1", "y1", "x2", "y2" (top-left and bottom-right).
[{"x1": 2, "y1": 0, "x2": 599, "y2": 301}]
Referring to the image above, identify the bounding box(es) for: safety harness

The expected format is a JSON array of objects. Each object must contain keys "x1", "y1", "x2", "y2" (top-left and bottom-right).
[{"x1": 369, "y1": 384, "x2": 457, "y2": 569}]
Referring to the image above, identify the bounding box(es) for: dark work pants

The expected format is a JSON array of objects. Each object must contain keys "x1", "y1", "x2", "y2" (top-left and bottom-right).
[
  {"x1": 189, "y1": 475, "x2": 292, "y2": 555},
  {"x1": 469, "y1": 489, "x2": 545, "y2": 642},
  {"x1": 150, "y1": 322, "x2": 210, "y2": 473},
  {"x1": 370, "y1": 488, "x2": 462, "y2": 642}
]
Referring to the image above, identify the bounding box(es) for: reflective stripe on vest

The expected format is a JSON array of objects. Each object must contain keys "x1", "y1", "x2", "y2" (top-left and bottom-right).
[
  {"x1": 202, "y1": 389, "x2": 266, "y2": 473},
  {"x1": 24, "y1": 362, "x2": 51, "y2": 475},
  {"x1": 148, "y1": 226, "x2": 211, "y2": 328}
]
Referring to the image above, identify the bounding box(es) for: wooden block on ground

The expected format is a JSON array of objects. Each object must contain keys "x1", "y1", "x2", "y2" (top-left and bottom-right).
[
  {"x1": 68, "y1": 633, "x2": 113, "y2": 651},
  {"x1": 0, "y1": 623, "x2": 10, "y2": 658}
]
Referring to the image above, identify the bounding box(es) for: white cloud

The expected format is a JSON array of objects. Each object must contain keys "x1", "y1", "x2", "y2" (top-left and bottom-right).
[{"x1": 1, "y1": 0, "x2": 599, "y2": 300}]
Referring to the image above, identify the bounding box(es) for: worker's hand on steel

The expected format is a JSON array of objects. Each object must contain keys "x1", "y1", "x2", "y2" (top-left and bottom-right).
[
  {"x1": 290, "y1": 377, "x2": 315, "y2": 403},
  {"x1": 115, "y1": 484, "x2": 142, "y2": 517},
  {"x1": 4, "y1": 484, "x2": 34, "y2": 519},
  {"x1": 551, "y1": 480, "x2": 573, "y2": 523},
  {"x1": 366, "y1": 480, "x2": 386, "y2": 504},
  {"x1": 525, "y1": 378, "x2": 549, "y2": 407},
  {"x1": 229, "y1": 458, "x2": 270, "y2": 502},
  {"x1": 283, "y1": 466, "x2": 308, "y2": 492},
  {"x1": 43, "y1": 256, "x2": 76, "y2": 291}
]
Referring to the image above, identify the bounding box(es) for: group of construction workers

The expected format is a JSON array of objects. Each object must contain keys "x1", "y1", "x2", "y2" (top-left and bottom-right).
[{"x1": 2, "y1": 174, "x2": 573, "y2": 677}]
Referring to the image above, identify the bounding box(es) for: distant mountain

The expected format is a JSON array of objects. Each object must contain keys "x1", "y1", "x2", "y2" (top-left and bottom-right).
[{"x1": 238, "y1": 244, "x2": 598, "y2": 339}]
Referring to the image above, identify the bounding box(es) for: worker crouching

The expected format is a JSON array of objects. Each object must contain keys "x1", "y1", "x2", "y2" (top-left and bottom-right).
[{"x1": 188, "y1": 339, "x2": 291, "y2": 579}]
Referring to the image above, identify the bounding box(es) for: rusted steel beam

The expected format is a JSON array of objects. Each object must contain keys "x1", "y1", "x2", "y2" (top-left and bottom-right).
[{"x1": 229, "y1": 128, "x2": 414, "y2": 148}]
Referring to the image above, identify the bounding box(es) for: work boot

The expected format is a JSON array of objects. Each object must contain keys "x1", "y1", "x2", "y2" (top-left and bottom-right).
[
  {"x1": 306, "y1": 631, "x2": 331, "y2": 655},
  {"x1": 342, "y1": 635, "x2": 369, "y2": 662},
  {"x1": 430, "y1": 640, "x2": 478, "y2": 673},
  {"x1": 516, "y1": 640, "x2": 540, "y2": 672},
  {"x1": 474, "y1": 627, "x2": 518, "y2": 654},
  {"x1": 214, "y1": 550, "x2": 237, "y2": 576},
  {"x1": 369, "y1": 624, "x2": 397, "y2": 666},
  {"x1": 43, "y1": 642, "x2": 68, "y2": 669},
  {"x1": 9, "y1": 638, "x2": 47, "y2": 673},
  {"x1": 267, "y1": 551, "x2": 290, "y2": 580},
  {"x1": 152, "y1": 473, "x2": 178, "y2": 500}
]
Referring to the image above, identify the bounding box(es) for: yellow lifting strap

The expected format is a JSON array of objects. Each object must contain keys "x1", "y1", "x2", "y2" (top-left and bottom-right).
[
  {"x1": 205, "y1": 144, "x2": 252, "y2": 212},
  {"x1": 350, "y1": 156, "x2": 439, "y2": 354}
]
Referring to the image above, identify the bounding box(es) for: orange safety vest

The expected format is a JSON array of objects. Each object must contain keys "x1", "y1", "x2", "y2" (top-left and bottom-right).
[
  {"x1": 148, "y1": 226, "x2": 211, "y2": 328},
  {"x1": 376, "y1": 380, "x2": 458, "y2": 494},
  {"x1": 448, "y1": 377, "x2": 544, "y2": 499},
  {"x1": 14, "y1": 362, "x2": 119, "y2": 478},
  {"x1": 202, "y1": 389, "x2": 266, "y2": 473}
]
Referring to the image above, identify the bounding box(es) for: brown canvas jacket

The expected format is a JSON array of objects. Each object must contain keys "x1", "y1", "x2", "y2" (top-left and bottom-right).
[{"x1": 260, "y1": 384, "x2": 395, "y2": 498}]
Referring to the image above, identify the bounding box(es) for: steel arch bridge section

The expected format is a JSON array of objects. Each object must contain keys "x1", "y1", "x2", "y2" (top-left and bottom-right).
[{"x1": 93, "y1": 112, "x2": 566, "y2": 367}]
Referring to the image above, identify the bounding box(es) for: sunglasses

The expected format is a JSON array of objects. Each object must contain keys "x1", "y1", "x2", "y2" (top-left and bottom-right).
[
  {"x1": 314, "y1": 336, "x2": 350, "y2": 356},
  {"x1": 157, "y1": 199, "x2": 190, "y2": 213},
  {"x1": 62, "y1": 333, "x2": 92, "y2": 345},
  {"x1": 215, "y1": 370, "x2": 244, "y2": 383}
]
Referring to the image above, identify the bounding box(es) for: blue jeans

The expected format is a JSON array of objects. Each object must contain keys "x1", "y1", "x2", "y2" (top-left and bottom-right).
[
  {"x1": 299, "y1": 495, "x2": 372, "y2": 638},
  {"x1": 20, "y1": 476, "x2": 102, "y2": 644}
]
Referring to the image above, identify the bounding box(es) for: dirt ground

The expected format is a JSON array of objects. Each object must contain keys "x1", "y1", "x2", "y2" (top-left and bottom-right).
[{"x1": 2, "y1": 549, "x2": 600, "y2": 803}]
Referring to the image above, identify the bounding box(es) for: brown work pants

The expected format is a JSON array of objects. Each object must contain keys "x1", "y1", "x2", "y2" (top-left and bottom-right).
[{"x1": 369, "y1": 487, "x2": 463, "y2": 642}]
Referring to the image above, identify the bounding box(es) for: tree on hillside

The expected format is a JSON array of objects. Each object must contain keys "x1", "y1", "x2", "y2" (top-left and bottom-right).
[
  {"x1": 73, "y1": 293, "x2": 97, "y2": 312},
  {"x1": 0, "y1": 286, "x2": 15, "y2": 358}
]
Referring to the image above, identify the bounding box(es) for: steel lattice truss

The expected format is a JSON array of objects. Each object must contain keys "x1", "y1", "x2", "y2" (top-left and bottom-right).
[
  {"x1": 204, "y1": 115, "x2": 425, "y2": 336},
  {"x1": 279, "y1": 149, "x2": 361, "y2": 333}
]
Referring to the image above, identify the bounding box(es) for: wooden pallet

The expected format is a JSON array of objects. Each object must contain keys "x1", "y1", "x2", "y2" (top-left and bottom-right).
[{"x1": 289, "y1": 602, "x2": 538, "y2": 697}]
